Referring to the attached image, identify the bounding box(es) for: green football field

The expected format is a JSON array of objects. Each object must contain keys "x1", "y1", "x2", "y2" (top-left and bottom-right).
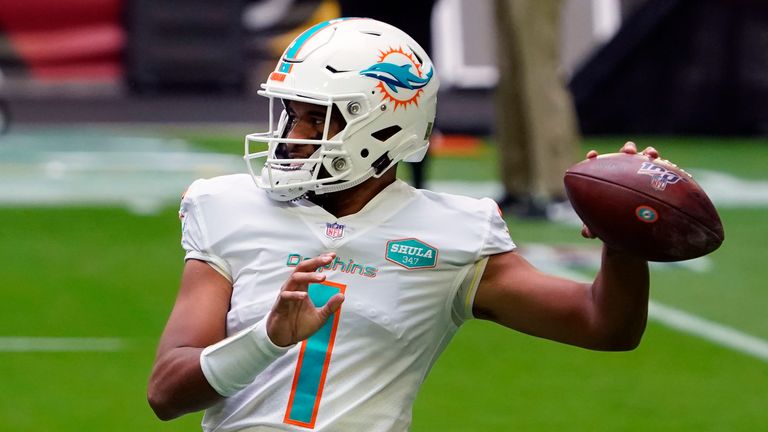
[{"x1": 1, "y1": 129, "x2": 766, "y2": 431}]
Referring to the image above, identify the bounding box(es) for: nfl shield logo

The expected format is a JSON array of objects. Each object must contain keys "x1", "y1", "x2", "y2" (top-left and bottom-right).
[
  {"x1": 637, "y1": 161, "x2": 683, "y2": 191},
  {"x1": 325, "y1": 222, "x2": 345, "y2": 240}
]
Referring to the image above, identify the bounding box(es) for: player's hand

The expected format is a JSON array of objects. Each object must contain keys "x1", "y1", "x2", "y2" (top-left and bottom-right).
[
  {"x1": 581, "y1": 141, "x2": 660, "y2": 239},
  {"x1": 585, "y1": 140, "x2": 659, "y2": 161},
  {"x1": 266, "y1": 253, "x2": 345, "y2": 347}
]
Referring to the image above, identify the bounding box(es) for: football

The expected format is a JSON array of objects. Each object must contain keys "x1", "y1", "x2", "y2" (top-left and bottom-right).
[{"x1": 563, "y1": 152, "x2": 724, "y2": 262}]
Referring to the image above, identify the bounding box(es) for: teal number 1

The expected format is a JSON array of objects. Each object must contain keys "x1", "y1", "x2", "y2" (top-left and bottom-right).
[{"x1": 283, "y1": 281, "x2": 346, "y2": 428}]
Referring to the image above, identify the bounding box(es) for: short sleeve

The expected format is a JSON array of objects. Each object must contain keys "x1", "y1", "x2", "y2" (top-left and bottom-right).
[
  {"x1": 451, "y1": 257, "x2": 488, "y2": 324},
  {"x1": 179, "y1": 181, "x2": 232, "y2": 281},
  {"x1": 478, "y1": 198, "x2": 516, "y2": 258},
  {"x1": 451, "y1": 198, "x2": 517, "y2": 323}
]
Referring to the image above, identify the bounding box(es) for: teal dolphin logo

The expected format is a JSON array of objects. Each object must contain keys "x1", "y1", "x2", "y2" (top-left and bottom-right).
[{"x1": 360, "y1": 63, "x2": 434, "y2": 93}]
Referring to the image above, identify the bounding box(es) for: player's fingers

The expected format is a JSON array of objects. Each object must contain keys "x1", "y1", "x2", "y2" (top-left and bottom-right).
[
  {"x1": 293, "y1": 253, "x2": 336, "y2": 273},
  {"x1": 642, "y1": 146, "x2": 659, "y2": 160},
  {"x1": 272, "y1": 290, "x2": 308, "y2": 315},
  {"x1": 620, "y1": 141, "x2": 638, "y2": 154},
  {"x1": 586, "y1": 149, "x2": 599, "y2": 159},
  {"x1": 317, "y1": 293, "x2": 345, "y2": 321},
  {"x1": 284, "y1": 271, "x2": 326, "y2": 291},
  {"x1": 283, "y1": 253, "x2": 334, "y2": 292},
  {"x1": 279, "y1": 291, "x2": 308, "y2": 302},
  {"x1": 581, "y1": 224, "x2": 597, "y2": 239}
]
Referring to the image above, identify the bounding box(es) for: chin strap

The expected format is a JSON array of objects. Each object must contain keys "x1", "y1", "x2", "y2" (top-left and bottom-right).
[{"x1": 315, "y1": 167, "x2": 376, "y2": 195}]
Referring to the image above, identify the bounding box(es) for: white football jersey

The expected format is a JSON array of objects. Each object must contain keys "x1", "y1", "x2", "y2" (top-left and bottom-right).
[{"x1": 179, "y1": 174, "x2": 515, "y2": 432}]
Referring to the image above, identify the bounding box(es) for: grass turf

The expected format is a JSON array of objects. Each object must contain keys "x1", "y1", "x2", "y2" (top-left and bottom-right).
[{"x1": 1, "y1": 134, "x2": 766, "y2": 431}]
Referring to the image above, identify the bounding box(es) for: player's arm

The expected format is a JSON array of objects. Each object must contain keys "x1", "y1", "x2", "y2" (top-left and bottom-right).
[
  {"x1": 147, "y1": 259, "x2": 232, "y2": 420},
  {"x1": 148, "y1": 254, "x2": 344, "y2": 420},
  {"x1": 474, "y1": 247, "x2": 649, "y2": 351},
  {"x1": 473, "y1": 142, "x2": 655, "y2": 351}
]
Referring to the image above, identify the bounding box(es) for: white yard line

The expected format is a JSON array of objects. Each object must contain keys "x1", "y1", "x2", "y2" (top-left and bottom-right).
[
  {"x1": 0, "y1": 337, "x2": 127, "y2": 352},
  {"x1": 649, "y1": 301, "x2": 768, "y2": 362},
  {"x1": 2, "y1": 306, "x2": 767, "y2": 361},
  {"x1": 4, "y1": 303, "x2": 767, "y2": 362},
  {"x1": 1, "y1": 133, "x2": 767, "y2": 211}
]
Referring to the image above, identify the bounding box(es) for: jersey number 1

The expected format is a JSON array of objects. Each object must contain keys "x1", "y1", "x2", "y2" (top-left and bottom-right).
[{"x1": 283, "y1": 281, "x2": 346, "y2": 428}]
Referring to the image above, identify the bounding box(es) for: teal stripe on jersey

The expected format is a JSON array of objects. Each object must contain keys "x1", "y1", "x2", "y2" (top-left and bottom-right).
[{"x1": 287, "y1": 283, "x2": 341, "y2": 424}]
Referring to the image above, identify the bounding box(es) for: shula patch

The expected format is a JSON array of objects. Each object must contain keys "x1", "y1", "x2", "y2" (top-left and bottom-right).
[{"x1": 385, "y1": 238, "x2": 438, "y2": 270}]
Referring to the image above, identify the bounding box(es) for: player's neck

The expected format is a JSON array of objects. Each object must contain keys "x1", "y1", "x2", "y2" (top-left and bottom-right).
[{"x1": 309, "y1": 168, "x2": 397, "y2": 218}]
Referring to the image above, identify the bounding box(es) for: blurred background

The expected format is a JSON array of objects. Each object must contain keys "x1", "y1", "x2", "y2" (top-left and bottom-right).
[
  {"x1": 1, "y1": 0, "x2": 767, "y2": 430},
  {"x1": 2, "y1": 0, "x2": 768, "y2": 134}
]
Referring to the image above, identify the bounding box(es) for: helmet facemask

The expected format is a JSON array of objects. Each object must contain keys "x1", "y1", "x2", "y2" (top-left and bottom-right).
[{"x1": 245, "y1": 95, "x2": 352, "y2": 201}]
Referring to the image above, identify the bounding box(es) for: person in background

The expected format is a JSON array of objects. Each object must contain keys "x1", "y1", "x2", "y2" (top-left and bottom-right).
[{"x1": 494, "y1": 0, "x2": 581, "y2": 218}]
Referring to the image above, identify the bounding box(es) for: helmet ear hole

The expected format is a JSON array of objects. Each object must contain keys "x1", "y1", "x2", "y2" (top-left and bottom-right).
[
  {"x1": 361, "y1": 149, "x2": 370, "y2": 158},
  {"x1": 371, "y1": 125, "x2": 402, "y2": 142}
]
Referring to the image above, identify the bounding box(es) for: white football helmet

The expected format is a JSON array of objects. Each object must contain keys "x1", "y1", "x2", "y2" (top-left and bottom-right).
[{"x1": 245, "y1": 18, "x2": 439, "y2": 201}]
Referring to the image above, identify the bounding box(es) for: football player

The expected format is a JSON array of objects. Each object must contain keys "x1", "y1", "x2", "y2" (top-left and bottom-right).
[{"x1": 148, "y1": 18, "x2": 654, "y2": 431}]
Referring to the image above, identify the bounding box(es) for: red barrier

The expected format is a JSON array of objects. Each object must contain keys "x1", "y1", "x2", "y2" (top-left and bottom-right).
[{"x1": 0, "y1": 0, "x2": 124, "y2": 80}]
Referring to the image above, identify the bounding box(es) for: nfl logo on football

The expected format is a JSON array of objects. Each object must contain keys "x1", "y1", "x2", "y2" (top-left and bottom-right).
[
  {"x1": 637, "y1": 162, "x2": 683, "y2": 191},
  {"x1": 325, "y1": 222, "x2": 345, "y2": 240}
]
